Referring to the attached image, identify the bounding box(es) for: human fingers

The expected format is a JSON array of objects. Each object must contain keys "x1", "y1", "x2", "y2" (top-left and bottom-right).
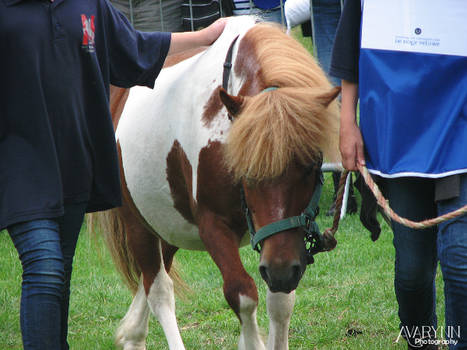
[{"x1": 205, "y1": 17, "x2": 228, "y2": 44}]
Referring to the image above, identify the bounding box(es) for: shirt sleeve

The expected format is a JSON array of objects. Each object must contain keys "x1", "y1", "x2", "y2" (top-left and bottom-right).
[
  {"x1": 102, "y1": 0, "x2": 172, "y2": 88},
  {"x1": 329, "y1": 0, "x2": 361, "y2": 83}
]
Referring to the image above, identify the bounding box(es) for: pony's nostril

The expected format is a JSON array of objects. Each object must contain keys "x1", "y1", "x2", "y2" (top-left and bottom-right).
[
  {"x1": 291, "y1": 264, "x2": 302, "y2": 283},
  {"x1": 259, "y1": 264, "x2": 269, "y2": 283}
]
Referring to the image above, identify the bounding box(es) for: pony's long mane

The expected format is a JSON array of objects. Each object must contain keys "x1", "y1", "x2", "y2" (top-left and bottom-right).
[{"x1": 224, "y1": 23, "x2": 340, "y2": 182}]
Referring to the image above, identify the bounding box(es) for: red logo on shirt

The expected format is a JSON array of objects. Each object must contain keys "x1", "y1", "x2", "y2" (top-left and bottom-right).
[{"x1": 81, "y1": 15, "x2": 95, "y2": 52}]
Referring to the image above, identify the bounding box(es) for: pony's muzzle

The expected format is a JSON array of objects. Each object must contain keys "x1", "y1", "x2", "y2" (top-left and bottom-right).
[{"x1": 259, "y1": 259, "x2": 304, "y2": 293}]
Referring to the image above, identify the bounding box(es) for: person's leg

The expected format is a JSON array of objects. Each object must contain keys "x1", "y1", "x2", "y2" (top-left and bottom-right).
[
  {"x1": 383, "y1": 177, "x2": 438, "y2": 348},
  {"x1": 437, "y1": 173, "x2": 467, "y2": 349},
  {"x1": 56, "y1": 203, "x2": 87, "y2": 350},
  {"x1": 8, "y1": 219, "x2": 64, "y2": 350},
  {"x1": 312, "y1": 0, "x2": 341, "y2": 85}
]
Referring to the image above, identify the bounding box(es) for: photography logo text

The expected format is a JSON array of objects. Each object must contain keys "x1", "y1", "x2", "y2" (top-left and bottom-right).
[{"x1": 396, "y1": 326, "x2": 460, "y2": 348}]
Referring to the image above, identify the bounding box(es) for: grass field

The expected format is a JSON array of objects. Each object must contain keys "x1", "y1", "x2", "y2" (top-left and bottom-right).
[
  {"x1": 0, "y1": 173, "x2": 446, "y2": 350},
  {"x1": 0, "y1": 28, "x2": 447, "y2": 350}
]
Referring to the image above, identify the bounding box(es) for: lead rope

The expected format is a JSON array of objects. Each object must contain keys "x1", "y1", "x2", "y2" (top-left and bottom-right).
[{"x1": 325, "y1": 166, "x2": 467, "y2": 239}]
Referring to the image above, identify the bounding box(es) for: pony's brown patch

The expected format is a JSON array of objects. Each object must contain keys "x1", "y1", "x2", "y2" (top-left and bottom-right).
[
  {"x1": 166, "y1": 140, "x2": 197, "y2": 224},
  {"x1": 196, "y1": 141, "x2": 246, "y2": 237},
  {"x1": 234, "y1": 31, "x2": 266, "y2": 96},
  {"x1": 202, "y1": 85, "x2": 224, "y2": 128},
  {"x1": 110, "y1": 85, "x2": 130, "y2": 130},
  {"x1": 163, "y1": 46, "x2": 208, "y2": 68},
  {"x1": 224, "y1": 24, "x2": 340, "y2": 182}
]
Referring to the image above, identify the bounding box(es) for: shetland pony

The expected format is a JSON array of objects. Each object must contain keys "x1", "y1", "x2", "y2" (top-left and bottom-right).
[{"x1": 93, "y1": 16, "x2": 340, "y2": 350}]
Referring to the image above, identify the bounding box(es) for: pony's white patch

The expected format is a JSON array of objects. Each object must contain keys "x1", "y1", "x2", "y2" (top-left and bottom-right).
[
  {"x1": 238, "y1": 294, "x2": 266, "y2": 350},
  {"x1": 117, "y1": 16, "x2": 257, "y2": 250},
  {"x1": 266, "y1": 290, "x2": 296, "y2": 350},
  {"x1": 115, "y1": 281, "x2": 150, "y2": 350}
]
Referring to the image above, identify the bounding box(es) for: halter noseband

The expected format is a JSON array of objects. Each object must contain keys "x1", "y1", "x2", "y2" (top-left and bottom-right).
[{"x1": 222, "y1": 36, "x2": 326, "y2": 265}]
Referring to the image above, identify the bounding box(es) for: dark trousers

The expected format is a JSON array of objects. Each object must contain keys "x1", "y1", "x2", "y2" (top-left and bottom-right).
[
  {"x1": 383, "y1": 175, "x2": 467, "y2": 349},
  {"x1": 7, "y1": 203, "x2": 87, "y2": 350}
]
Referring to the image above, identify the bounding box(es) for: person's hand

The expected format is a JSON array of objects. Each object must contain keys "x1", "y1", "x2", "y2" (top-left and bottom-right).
[
  {"x1": 339, "y1": 119, "x2": 365, "y2": 171},
  {"x1": 339, "y1": 80, "x2": 365, "y2": 172},
  {"x1": 200, "y1": 17, "x2": 228, "y2": 45}
]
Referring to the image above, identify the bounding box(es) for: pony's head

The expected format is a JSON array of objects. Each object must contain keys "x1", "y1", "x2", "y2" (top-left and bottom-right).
[{"x1": 220, "y1": 22, "x2": 340, "y2": 293}]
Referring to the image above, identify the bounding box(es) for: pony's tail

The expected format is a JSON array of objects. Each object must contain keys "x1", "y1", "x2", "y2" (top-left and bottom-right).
[
  {"x1": 87, "y1": 209, "x2": 141, "y2": 294},
  {"x1": 87, "y1": 210, "x2": 188, "y2": 297}
]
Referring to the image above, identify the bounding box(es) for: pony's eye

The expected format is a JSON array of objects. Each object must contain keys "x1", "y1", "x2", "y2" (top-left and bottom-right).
[{"x1": 304, "y1": 165, "x2": 315, "y2": 177}]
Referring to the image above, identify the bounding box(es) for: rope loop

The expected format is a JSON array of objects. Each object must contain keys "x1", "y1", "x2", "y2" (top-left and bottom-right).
[{"x1": 325, "y1": 165, "x2": 467, "y2": 240}]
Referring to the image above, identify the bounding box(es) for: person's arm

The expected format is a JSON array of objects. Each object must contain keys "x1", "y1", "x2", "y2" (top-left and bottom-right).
[
  {"x1": 168, "y1": 18, "x2": 228, "y2": 55},
  {"x1": 339, "y1": 80, "x2": 365, "y2": 171}
]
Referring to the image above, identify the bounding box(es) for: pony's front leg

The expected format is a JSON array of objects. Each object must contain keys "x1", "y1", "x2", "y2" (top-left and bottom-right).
[
  {"x1": 266, "y1": 289, "x2": 296, "y2": 350},
  {"x1": 198, "y1": 212, "x2": 266, "y2": 350}
]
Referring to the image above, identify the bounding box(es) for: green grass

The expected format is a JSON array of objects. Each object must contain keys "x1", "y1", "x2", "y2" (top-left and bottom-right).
[{"x1": 0, "y1": 174, "x2": 446, "y2": 350}]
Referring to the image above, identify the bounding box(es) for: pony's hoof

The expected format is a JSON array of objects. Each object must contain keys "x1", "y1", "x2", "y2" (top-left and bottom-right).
[{"x1": 115, "y1": 334, "x2": 147, "y2": 350}]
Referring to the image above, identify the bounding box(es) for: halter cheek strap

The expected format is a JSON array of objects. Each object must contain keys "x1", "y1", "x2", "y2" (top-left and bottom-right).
[{"x1": 222, "y1": 35, "x2": 240, "y2": 93}]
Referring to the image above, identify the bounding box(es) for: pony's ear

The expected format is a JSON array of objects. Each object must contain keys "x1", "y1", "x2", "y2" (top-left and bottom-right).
[
  {"x1": 317, "y1": 86, "x2": 341, "y2": 107},
  {"x1": 219, "y1": 88, "x2": 245, "y2": 118}
]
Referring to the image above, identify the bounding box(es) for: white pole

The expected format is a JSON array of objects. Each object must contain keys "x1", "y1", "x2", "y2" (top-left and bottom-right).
[
  {"x1": 128, "y1": 0, "x2": 134, "y2": 25},
  {"x1": 309, "y1": 0, "x2": 317, "y2": 57},
  {"x1": 159, "y1": 0, "x2": 165, "y2": 31},
  {"x1": 189, "y1": 0, "x2": 195, "y2": 31},
  {"x1": 279, "y1": 0, "x2": 285, "y2": 27}
]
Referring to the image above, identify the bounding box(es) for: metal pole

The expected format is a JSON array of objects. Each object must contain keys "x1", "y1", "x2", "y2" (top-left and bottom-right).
[
  {"x1": 340, "y1": 172, "x2": 350, "y2": 219},
  {"x1": 279, "y1": 0, "x2": 285, "y2": 27},
  {"x1": 189, "y1": 0, "x2": 195, "y2": 31},
  {"x1": 309, "y1": 0, "x2": 317, "y2": 57},
  {"x1": 159, "y1": 0, "x2": 165, "y2": 31},
  {"x1": 128, "y1": 0, "x2": 134, "y2": 25}
]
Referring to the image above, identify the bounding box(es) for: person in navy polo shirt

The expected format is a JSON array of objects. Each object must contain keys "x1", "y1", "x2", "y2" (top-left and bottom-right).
[{"x1": 0, "y1": 1, "x2": 226, "y2": 349}]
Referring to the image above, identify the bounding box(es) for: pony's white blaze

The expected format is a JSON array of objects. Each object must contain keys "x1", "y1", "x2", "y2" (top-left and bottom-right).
[{"x1": 116, "y1": 17, "x2": 257, "y2": 250}]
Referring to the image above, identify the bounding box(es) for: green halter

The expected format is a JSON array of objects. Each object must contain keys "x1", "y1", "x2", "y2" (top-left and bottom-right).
[{"x1": 241, "y1": 169, "x2": 325, "y2": 265}]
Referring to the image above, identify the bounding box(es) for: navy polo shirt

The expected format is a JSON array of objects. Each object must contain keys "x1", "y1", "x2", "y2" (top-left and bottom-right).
[{"x1": 0, "y1": 0, "x2": 171, "y2": 230}]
